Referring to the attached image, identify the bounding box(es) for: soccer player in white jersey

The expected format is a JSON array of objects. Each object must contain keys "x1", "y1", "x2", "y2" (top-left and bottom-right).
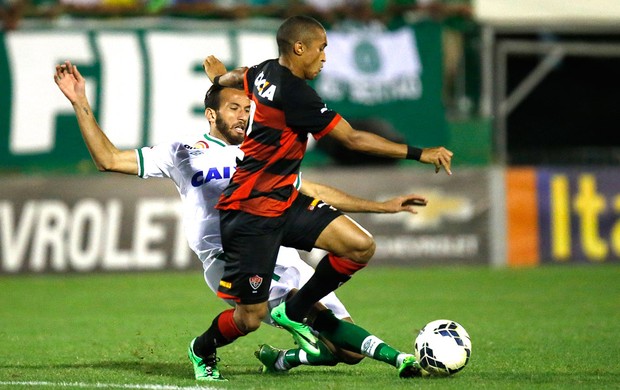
[{"x1": 54, "y1": 60, "x2": 429, "y2": 381}]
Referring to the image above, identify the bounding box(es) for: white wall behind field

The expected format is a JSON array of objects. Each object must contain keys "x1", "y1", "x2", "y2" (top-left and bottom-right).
[{"x1": 474, "y1": 0, "x2": 620, "y2": 26}]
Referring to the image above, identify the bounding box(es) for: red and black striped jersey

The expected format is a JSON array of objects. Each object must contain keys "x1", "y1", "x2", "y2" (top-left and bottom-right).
[{"x1": 216, "y1": 59, "x2": 341, "y2": 217}]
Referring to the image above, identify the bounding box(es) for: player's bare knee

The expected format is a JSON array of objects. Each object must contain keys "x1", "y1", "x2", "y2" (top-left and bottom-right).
[
  {"x1": 236, "y1": 304, "x2": 268, "y2": 333},
  {"x1": 362, "y1": 238, "x2": 376, "y2": 260},
  {"x1": 238, "y1": 312, "x2": 264, "y2": 333},
  {"x1": 245, "y1": 318, "x2": 263, "y2": 333},
  {"x1": 349, "y1": 235, "x2": 375, "y2": 263}
]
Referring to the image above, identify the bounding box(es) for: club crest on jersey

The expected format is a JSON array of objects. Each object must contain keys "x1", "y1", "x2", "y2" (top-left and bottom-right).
[
  {"x1": 248, "y1": 275, "x2": 263, "y2": 290},
  {"x1": 255, "y1": 72, "x2": 276, "y2": 101}
]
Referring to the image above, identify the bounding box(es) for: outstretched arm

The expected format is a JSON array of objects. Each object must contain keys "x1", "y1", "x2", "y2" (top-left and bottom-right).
[
  {"x1": 328, "y1": 117, "x2": 453, "y2": 175},
  {"x1": 203, "y1": 55, "x2": 246, "y2": 89},
  {"x1": 300, "y1": 179, "x2": 427, "y2": 214},
  {"x1": 54, "y1": 60, "x2": 137, "y2": 175}
]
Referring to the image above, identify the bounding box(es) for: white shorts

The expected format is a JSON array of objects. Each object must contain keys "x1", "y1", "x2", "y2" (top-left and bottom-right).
[{"x1": 201, "y1": 247, "x2": 351, "y2": 326}]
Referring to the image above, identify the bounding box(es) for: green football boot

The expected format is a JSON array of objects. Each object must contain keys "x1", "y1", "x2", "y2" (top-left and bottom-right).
[
  {"x1": 187, "y1": 338, "x2": 227, "y2": 381},
  {"x1": 255, "y1": 344, "x2": 288, "y2": 373},
  {"x1": 398, "y1": 354, "x2": 425, "y2": 378},
  {"x1": 271, "y1": 302, "x2": 320, "y2": 356}
]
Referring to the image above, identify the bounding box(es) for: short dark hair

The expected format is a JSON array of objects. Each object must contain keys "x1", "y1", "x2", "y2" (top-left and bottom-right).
[
  {"x1": 204, "y1": 84, "x2": 224, "y2": 110},
  {"x1": 276, "y1": 15, "x2": 325, "y2": 55}
]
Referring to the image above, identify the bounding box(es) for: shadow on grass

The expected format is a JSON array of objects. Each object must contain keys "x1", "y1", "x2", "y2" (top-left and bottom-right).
[
  {"x1": 0, "y1": 361, "x2": 191, "y2": 380},
  {"x1": 0, "y1": 361, "x2": 332, "y2": 381},
  {"x1": 0, "y1": 361, "x2": 418, "y2": 380}
]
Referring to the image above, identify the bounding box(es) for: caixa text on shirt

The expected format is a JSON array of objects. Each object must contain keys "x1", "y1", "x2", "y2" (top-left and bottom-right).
[{"x1": 191, "y1": 166, "x2": 236, "y2": 187}]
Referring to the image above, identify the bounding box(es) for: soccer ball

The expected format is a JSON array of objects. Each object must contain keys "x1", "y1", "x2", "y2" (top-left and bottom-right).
[{"x1": 414, "y1": 319, "x2": 472, "y2": 376}]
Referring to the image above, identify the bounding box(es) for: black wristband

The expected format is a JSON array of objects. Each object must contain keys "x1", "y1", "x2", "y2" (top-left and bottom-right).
[
  {"x1": 406, "y1": 145, "x2": 423, "y2": 161},
  {"x1": 212, "y1": 75, "x2": 222, "y2": 87}
]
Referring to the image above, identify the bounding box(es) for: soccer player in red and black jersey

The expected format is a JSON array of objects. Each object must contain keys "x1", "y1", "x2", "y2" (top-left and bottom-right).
[{"x1": 191, "y1": 15, "x2": 454, "y2": 380}]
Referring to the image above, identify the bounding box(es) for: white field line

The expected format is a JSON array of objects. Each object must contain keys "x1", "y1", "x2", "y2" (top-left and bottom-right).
[{"x1": 0, "y1": 381, "x2": 216, "y2": 390}]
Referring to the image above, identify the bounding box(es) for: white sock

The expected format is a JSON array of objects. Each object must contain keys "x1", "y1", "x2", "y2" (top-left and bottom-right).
[
  {"x1": 298, "y1": 350, "x2": 309, "y2": 364},
  {"x1": 274, "y1": 351, "x2": 290, "y2": 371},
  {"x1": 395, "y1": 353, "x2": 412, "y2": 368}
]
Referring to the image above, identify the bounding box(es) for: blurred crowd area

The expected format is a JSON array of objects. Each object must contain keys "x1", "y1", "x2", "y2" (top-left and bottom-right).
[{"x1": 0, "y1": 0, "x2": 472, "y2": 26}]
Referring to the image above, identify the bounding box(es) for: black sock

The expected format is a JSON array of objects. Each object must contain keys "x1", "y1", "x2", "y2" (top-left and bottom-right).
[
  {"x1": 312, "y1": 309, "x2": 341, "y2": 333},
  {"x1": 285, "y1": 255, "x2": 351, "y2": 322},
  {"x1": 193, "y1": 313, "x2": 230, "y2": 358}
]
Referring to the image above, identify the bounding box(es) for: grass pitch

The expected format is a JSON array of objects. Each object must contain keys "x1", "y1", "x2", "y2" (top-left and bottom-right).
[{"x1": 1, "y1": 265, "x2": 619, "y2": 389}]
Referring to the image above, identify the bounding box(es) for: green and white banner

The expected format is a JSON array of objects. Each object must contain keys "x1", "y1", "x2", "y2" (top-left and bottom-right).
[
  {"x1": 317, "y1": 27, "x2": 422, "y2": 104},
  {"x1": 313, "y1": 22, "x2": 447, "y2": 148},
  {"x1": 0, "y1": 21, "x2": 446, "y2": 172}
]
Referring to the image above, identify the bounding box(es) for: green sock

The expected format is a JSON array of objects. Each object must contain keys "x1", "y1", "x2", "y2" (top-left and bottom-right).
[
  {"x1": 283, "y1": 340, "x2": 338, "y2": 368},
  {"x1": 319, "y1": 319, "x2": 403, "y2": 367}
]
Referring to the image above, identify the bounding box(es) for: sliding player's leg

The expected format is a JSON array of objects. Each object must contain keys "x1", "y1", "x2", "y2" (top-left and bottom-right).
[{"x1": 261, "y1": 289, "x2": 422, "y2": 377}]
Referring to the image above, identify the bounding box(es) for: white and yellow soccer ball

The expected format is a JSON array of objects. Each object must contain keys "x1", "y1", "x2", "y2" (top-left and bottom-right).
[{"x1": 414, "y1": 319, "x2": 472, "y2": 376}]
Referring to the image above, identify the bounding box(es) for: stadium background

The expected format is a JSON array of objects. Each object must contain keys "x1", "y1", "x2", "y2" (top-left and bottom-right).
[{"x1": 1, "y1": 0, "x2": 619, "y2": 272}]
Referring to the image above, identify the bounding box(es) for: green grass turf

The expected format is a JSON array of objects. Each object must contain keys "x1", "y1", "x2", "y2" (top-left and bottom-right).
[{"x1": 1, "y1": 265, "x2": 619, "y2": 389}]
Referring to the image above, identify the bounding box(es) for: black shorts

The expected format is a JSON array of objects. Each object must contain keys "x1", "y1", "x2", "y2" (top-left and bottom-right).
[
  {"x1": 217, "y1": 193, "x2": 342, "y2": 304},
  {"x1": 281, "y1": 192, "x2": 342, "y2": 251}
]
